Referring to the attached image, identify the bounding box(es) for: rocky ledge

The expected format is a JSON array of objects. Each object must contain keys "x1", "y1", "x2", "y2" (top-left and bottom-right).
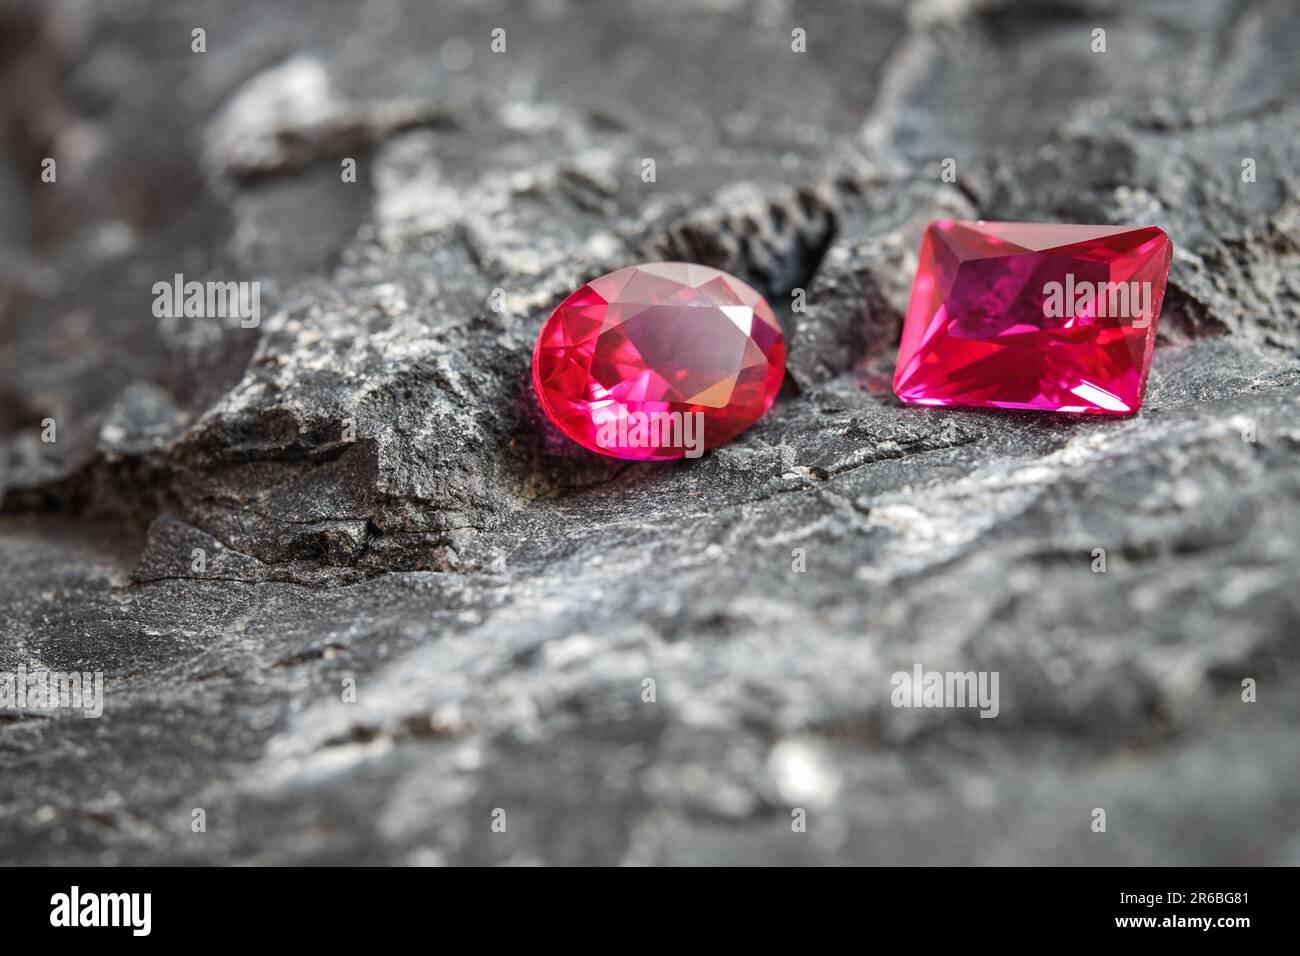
[{"x1": 0, "y1": 0, "x2": 1297, "y2": 864}]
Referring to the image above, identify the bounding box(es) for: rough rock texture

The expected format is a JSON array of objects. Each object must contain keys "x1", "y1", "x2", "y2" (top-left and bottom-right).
[{"x1": 1, "y1": 0, "x2": 1298, "y2": 865}]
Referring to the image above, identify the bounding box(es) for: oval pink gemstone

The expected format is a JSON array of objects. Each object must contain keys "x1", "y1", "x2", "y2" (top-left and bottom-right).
[{"x1": 532, "y1": 263, "x2": 786, "y2": 460}]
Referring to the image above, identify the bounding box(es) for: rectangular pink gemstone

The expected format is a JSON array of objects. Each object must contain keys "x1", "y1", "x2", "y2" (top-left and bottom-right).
[{"x1": 893, "y1": 221, "x2": 1173, "y2": 414}]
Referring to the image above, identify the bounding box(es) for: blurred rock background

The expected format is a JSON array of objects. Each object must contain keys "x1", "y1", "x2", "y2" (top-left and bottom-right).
[{"x1": 0, "y1": 0, "x2": 1297, "y2": 864}]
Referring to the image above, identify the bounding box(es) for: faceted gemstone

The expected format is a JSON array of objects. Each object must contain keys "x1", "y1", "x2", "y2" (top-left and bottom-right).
[
  {"x1": 893, "y1": 221, "x2": 1173, "y2": 414},
  {"x1": 532, "y1": 263, "x2": 785, "y2": 460}
]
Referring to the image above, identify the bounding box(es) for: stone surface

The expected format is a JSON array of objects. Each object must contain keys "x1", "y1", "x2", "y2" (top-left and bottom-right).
[{"x1": 0, "y1": 0, "x2": 1298, "y2": 866}]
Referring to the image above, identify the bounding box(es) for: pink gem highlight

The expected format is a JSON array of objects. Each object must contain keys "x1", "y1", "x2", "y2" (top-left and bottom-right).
[
  {"x1": 893, "y1": 221, "x2": 1173, "y2": 415},
  {"x1": 532, "y1": 263, "x2": 785, "y2": 460}
]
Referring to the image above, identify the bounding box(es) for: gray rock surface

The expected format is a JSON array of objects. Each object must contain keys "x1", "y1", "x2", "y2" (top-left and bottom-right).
[{"x1": 1, "y1": 0, "x2": 1297, "y2": 865}]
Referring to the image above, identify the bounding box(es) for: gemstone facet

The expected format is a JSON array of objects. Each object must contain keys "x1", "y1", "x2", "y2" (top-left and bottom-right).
[
  {"x1": 532, "y1": 263, "x2": 785, "y2": 460},
  {"x1": 893, "y1": 221, "x2": 1173, "y2": 414}
]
